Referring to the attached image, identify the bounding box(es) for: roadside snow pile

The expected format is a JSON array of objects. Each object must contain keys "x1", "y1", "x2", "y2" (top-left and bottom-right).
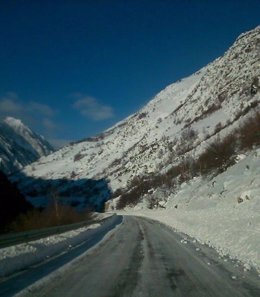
[
  {"x1": 0, "y1": 224, "x2": 100, "y2": 278},
  {"x1": 0, "y1": 213, "x2": 113, "y2": 278},
  {"x1": 124, "y1": 148, "x2": 260, "y2": 273}
]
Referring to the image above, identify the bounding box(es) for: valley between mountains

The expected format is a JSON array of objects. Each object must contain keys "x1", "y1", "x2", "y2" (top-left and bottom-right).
[{"x1": 0, "y1": 26, "x2": 259, "y2": 296}]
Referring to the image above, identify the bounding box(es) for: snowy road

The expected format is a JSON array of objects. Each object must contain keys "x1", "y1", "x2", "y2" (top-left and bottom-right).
[{"x1": 2, "y1": 216, "x2": 260, "y2": 297}]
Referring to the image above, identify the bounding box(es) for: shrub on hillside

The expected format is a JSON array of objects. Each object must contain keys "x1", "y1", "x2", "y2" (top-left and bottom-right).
[
  {"x1": 9, "y1": 203, "x2": 92, "y2": 232},
  {"x1": 116, "y1": 111, "x2": 260, "y2": 209},
  {"x1": 237, "y1": 112, "x2": 260, "y2": 150},
  {"x1": 117, "y1": 176, "x2": 151, "y2": 209},
  {"x1": 74, "y1": 153, "x2": 85, "y2": 162},
  {"x1": 197, "y1": 134, "x2": 236, "y2": 175}
]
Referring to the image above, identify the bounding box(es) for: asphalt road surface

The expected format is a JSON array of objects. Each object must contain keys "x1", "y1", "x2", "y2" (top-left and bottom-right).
[{"x1": 3, "y1": 216, "x2": 260, "y2": 297}]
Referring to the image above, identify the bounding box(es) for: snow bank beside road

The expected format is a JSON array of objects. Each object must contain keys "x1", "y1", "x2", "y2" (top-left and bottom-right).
[
  {"x1": 0, "y1": 224, "x2": 99, "y2": 278},
  {"x1": 123, "y1": 148, "x2": 260, "y2": 273},
  {"x1": 0, "y1": 214, "x2": 114, "y2": 278}
]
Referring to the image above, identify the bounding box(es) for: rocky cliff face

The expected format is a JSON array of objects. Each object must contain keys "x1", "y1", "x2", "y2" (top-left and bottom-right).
[
  {"x1": 12, "y1": 26, "x2": 260, "y2": 210},
  {"x1": 0, "y1": 117, "x2": 54, "y2": 175}
]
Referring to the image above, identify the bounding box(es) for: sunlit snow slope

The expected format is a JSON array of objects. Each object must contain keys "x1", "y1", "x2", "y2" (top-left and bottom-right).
[{"x1": 13, "y1": 26, "x2": 260, "y2": 210}]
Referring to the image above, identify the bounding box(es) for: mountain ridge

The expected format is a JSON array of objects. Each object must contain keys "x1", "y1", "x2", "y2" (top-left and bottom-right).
[
  {"x1": 0, "y1": 117, "x2": 54, "y2": 174},
  {"x1": 12, "y1": 26, "x2": 260, "y2": 210}
]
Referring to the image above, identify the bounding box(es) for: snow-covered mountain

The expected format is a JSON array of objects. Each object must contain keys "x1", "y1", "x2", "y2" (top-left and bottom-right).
[
  {"x1": 0, "y1": 117, "x2": 54, "y2": 174},
  {"x1": 12, "y1": 26, "x2": 260, "y2": 210}
]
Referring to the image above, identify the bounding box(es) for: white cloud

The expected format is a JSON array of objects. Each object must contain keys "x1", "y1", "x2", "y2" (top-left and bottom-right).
[
  {"x1": 29, "y1": 102, "x2": 55, "y2": 117},
  {"x1": 73, "y1": 96, "x2": 114, "y2": 121},
  {"x1": 42, "y1": 118, "x2": 57, "y2": 131},
  {"x1": 0, "y1": 93, "x2": 55, "y2": 119},
  {"x1": 0, "y1": 97, "x2": 23, "y2": 114},
  {"x1": 0, "y1": 93, "x2": 70, "y2": 148},
  {"x1": 0, "y1": 93, "x2": 57, "y2": 135}
]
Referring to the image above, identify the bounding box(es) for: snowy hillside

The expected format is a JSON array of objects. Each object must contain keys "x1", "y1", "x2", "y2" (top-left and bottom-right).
[
  {"x1": 0, "y1": 117, "x2": 54, "y2": 174},
  {"x1": 122, "y1": 147, "x2": 260, "y2": 272},
  {"x1": 12, "y1": 26, "x2": 260, "y2": 210}
]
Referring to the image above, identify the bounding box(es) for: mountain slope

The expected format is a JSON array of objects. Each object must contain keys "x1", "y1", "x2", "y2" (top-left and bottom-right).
[
  {"x1": 0, "y1": 117, "x2": 54, "y2": 174},
  {"x1": 0, "y1": 170, "x2": 32, "y2": 232},
  {"x1": 123, "y1": 146, "x2": 260, "y2": 273},
  {"x1": 12, "y1": 26, "x2": 260, "y2": 210}
]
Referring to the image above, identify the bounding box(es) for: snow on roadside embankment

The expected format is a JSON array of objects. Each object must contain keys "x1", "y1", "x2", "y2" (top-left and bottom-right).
[
  {"x1": 123, "y1": 148, "x2": 260, "y2": 273},
  {"x1": 0, "y1": 213, "x2": 114, "y2": 278}
]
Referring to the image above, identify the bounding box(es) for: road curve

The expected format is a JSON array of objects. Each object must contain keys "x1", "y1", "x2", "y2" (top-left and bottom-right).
[{"x1": 7, "y1": 216, "x2": 260, "y2": 296}]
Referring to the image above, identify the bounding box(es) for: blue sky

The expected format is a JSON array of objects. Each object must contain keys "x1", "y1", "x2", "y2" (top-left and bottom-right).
[{"x1": 0, "y1": 0, "x2": 259, "y2": 147}]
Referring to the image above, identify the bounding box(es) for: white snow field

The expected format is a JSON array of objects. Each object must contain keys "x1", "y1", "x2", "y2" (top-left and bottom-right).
[{"x1": 122, "y1": 147, "x2": 260, "y2": 273}]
